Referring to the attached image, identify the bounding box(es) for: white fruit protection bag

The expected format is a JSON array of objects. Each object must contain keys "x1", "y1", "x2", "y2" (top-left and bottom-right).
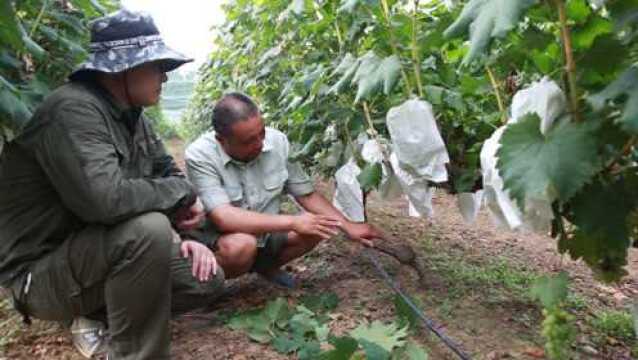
[
  {"x1": 481, "y1": 77, "x2": 566, "y2": 231},
  {"x1": 333, "y1": 160, "x2": 366, "y2": 222}
]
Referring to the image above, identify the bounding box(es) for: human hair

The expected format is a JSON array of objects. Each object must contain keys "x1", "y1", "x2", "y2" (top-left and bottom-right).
[{"x1": 211, "y1": 92, "x2": 260, "y2": 137}]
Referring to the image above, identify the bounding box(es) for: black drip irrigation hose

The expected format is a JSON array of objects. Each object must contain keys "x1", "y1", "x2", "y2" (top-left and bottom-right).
[{"x1": 362, "y1": 249, "x2": 472, "y2": 360}]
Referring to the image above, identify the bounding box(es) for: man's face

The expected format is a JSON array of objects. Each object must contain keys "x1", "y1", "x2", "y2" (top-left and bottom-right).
[
  {"x1": 217, "y1": 115, "x2": 266, "y2": 163},
  {"x1": 125, "y1": 62, "x2": 168, "y2": 107}
]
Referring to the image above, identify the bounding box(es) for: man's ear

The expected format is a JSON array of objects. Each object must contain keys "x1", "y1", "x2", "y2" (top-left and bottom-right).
[{"x1": 215, "y1": 133, "x2": 227, "y2": 147}]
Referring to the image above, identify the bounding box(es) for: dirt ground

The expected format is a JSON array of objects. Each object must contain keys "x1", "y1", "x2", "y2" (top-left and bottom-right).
[{"x1": 1, "y1": 139, "x2": 636, "y2": 359}]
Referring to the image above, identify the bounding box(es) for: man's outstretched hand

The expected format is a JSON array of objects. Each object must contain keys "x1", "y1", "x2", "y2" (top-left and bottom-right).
[
  {"x1": 291, "y1": 212, "x2": 342, "y2": 240},
  {"x1": 181, "y1": 240, "x2": 217, "y2": 282},
  {"x1": 342, "y1": 222, "x2": 385, "y2": 247}
]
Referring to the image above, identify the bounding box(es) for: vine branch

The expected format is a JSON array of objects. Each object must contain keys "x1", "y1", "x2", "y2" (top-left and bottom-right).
[
  {"x1": 411, "y1": 0, "x2": 424, "y2": 98},
  {"x1": 486, "y1": 65, "x2": 507, "y2": 124},
  {"x1": 29, "y1": 0, "x2": 50, "y2": 38},
  {"x1": 555, "y1": 0, "x2": 581, "y2": 122}
]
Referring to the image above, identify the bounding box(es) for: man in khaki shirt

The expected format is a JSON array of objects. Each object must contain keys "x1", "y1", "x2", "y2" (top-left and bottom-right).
[{"x1": 185, "y1": 93, "x2": 385, "y2": 286}]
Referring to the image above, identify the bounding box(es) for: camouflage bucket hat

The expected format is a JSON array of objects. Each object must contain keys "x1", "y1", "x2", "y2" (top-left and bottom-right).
[{"x1": 69, "y1": 8, "x2": 193, "y2": 79}]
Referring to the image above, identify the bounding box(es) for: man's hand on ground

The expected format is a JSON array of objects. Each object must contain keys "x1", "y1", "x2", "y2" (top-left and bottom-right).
[
  {"x1": 175, "y1": 198, "x2": 205, "y2": 231},
  {"x1": 180, "y1": 240, "x2": 217, "y2": 282},
  {"x1": 291, "y1": 212, "x2": 341, "y2": 240},
  {"x1": 342, "y1": 222, "x2": 385, "y2": 247}
]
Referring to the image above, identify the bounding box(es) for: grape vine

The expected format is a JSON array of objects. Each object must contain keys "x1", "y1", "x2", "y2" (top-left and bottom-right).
[{"x1": 184, "y1": 0, "x2": 638, "y2": 283}]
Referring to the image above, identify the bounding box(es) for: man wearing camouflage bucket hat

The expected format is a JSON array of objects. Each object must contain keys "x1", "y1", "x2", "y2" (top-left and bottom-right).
[{"x1": 0, "y1": 8, "x2": 225, "y2": 359}]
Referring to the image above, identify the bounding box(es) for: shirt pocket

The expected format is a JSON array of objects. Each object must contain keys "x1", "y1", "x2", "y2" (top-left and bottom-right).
[
  {"x1": 262, "y1": 169, "x2": 288, "y2": 207},
  {"x1": 263, "y1": 169, "x2": 288, "y2": 192},
  {"x1": 225, "y1": 185, "x2": 244, "y2": 207}
]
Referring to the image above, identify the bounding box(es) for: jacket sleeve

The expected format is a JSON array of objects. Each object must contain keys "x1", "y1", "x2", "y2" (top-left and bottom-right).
[
  {"x1": 144, "y1": 116, "x2": 184, "y2": 178},
  {"x1": 33, "y1": 101, "x2": 196, "y2": 225}
]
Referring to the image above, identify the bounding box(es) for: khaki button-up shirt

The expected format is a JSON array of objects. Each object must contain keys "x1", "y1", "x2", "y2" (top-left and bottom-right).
[{"x1": 185, "y1": 128, "x2": 314, "y2": 242}]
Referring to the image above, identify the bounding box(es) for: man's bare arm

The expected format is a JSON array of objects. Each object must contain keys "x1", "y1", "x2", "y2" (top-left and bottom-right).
[
  {"x1": 209, "y1": 204, "x2": 341, "y2": 240},
  {"x1": 294, "y1": 191, "x2": 349, "y2": 222},
  {"x1": 295, "y1": 191, "x2": 386, "y2": 246}
]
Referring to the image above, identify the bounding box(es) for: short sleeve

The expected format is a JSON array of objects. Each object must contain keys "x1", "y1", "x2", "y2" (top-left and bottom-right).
[
  {"x1": 185, "y1": 153, "x2": 231, "y2": 213},
  {"x1": 280, "y1": 134, "x2": 314, "y2": 197}
]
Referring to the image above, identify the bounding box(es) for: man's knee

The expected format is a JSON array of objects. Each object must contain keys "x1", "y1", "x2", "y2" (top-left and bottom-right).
[
  {"x1": 127, "y1": 212, "x2": 173, "y2": 243},
  {"x1": 112, "y1": 212, "x2": 173, "y2": 263},
  {"x1": 190, "y1": 266, "x2": 225, "y2": 299},
  {"x1": 217, "y1": 233, "x2": 257, "y2": 265},
  {"x1": 172, "y1": 266, "x2": 225, "y2": 314}
]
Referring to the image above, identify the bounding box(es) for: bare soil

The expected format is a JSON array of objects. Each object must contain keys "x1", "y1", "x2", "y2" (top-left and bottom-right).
[{"x1": 1, "y1": 138, "x2": 635, "y2": 360}]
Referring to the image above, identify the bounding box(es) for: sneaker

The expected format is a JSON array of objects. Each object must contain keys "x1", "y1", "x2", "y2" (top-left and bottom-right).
[
  {"x1": 261, "y1": 269, "x2": 297, "y2": 289},
  {"x1": 70, "y1": 316, "x2": 108, "y2": 358}
]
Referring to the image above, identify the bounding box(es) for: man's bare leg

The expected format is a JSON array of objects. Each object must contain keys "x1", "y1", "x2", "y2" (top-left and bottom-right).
[
  {"x1": 272, "y1": 231, "x2": 322, "y2": 268},
  {"x1": 215, "y1": 233, "x2": 258, "y2": 278}
]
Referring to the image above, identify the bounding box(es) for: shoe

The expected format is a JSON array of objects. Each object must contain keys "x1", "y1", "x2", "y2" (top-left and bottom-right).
[
  {"x1": 70, "y1": 316, "x2": 108, "y2": 358},
  {"x1": 261, "y1": 269, "x2": 297, "y2": 289}
]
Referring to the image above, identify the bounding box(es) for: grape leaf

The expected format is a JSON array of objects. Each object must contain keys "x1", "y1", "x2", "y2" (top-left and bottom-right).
[
  {"x1": 229, "y1": 298, "x2": 294, "y2": 344},
  {"x1": 559, "y1": 176, "x2": 638, "y2": 282},
  {"x1": 289, "y1": 306, "x2": 320, "y2": 337},
  {"x1": 357, "y1": 162, "x2": 383, "y2": 192},
  {"x1": 560, "y1": 230, "x2": 629, "y2": 282},
  {"x1": 496, "y1": 114, "x2": 600, "y2": 209},
  {"x1": 319, "y1": 336, "x2": 359, "y2": 360},
  {"x1": 394, "y1": 294, "x2": 419, "y2": 330},
  {"x1": 443, "y1": 0, "x2": 537, "y2": 65},
  {"x1": 300, "y1": 292, "x2": 339, "y2": 313},
  {"x1": 332, "y1": 53, "x2": 358, "y2": 76},
  {"x1": 264, "y1": 297, "x2": 290, "y2": 326},
  {"x1": 352, "y1": 52, "x2": 382, "y2": 101},
  {"x1": 402, "y1": 342, "x2": 429, "y2": 360},
  {"x1": 359, "y1": 339, "x2": 390, "y2": 360},
  {"x1": 0, "y1": 1, "x2": 22, "y2": 49},
  {"x1": 579, "y1": 35, "x2": 628, "y2": 86},
  {"x1": 530, "y1": 272, "x2": 569, "y2": 309},
  {"x1": 273, "y1": 334, "x2": 301, "y2": 354},
  {"x1": 588, "y1": 65, "x2": 638, "y2": 134},
  {"x1": 350, "y1": 52, "x2": 401, "y2": 101},
  {"x1": 338, "y1": 0, "x2": 366, "y2": 13},
  {"x1": 567, "y1": 0, "x2": 592, "y2": 24},
  {"x1": 380, "y1": 55, "x2": 401, "y2": 95},
  {"x1": 571, "y1": 17, "x2": 613, "y2": 50},
  {"x1": 0, "y1": 84, "x2": 32, "y2": 129},
  {"x1": 18, "y1": 22, "x2": 46, "y2": 59},
  {"x1": 298, "y1": 340, "x2": 322, "y2": 360},
  {"x1": 329, "y1": 55, "x2": 360, "y2": 94},
  {"x1": 349, "y1": 321, "x2": 407, "y2": 352},
  {"x1": 247, "y1": 326, "x2": 272, "y2": 344}
]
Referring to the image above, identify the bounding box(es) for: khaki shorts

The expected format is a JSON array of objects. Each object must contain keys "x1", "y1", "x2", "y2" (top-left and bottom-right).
[{"x1": 188, "y1": 229, "x2": 289, "y2": 274}]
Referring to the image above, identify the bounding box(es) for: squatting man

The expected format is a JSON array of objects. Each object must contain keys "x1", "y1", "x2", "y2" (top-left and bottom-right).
[
  {"x1": 0, "y1": 8, "x2": 388, "y2": 360},
  {"x1": 185, "y1": 92, "x2": 388, "y2": 286}
]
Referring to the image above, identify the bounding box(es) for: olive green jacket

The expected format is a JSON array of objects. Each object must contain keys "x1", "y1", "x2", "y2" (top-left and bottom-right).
[{"x1": 0, "y1": 80, "x2": 195, "y2": 285}]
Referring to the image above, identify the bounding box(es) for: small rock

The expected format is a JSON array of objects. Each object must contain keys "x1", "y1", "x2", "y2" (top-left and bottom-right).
[
  {"x1": 486, "y1": 350, "x2": 511, "y2": 359},
  {"x1": 523, "y1": 346, "x2": 544, "y2": 358},
  {"x1": 581, "y1": 345, "x2": 599, "y2": 355}
]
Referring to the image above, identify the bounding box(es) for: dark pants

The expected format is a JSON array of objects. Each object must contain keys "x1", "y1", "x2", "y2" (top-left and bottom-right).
[{"x1": 8, "y1": 212, "x2": 225, "y2": 360}]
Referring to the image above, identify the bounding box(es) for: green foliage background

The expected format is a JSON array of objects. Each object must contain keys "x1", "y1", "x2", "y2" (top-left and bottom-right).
[
  {"x1": 0, "y1": 0, "x2": 120, "y2": 149},
  {"x1": 184, "y1": 0, "x2": 638, "y2": 283}
]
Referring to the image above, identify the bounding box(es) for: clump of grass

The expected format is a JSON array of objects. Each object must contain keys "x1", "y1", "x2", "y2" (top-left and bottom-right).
[{"x1": 591, "y1": 310, "x2": 636, "y2": 343}]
